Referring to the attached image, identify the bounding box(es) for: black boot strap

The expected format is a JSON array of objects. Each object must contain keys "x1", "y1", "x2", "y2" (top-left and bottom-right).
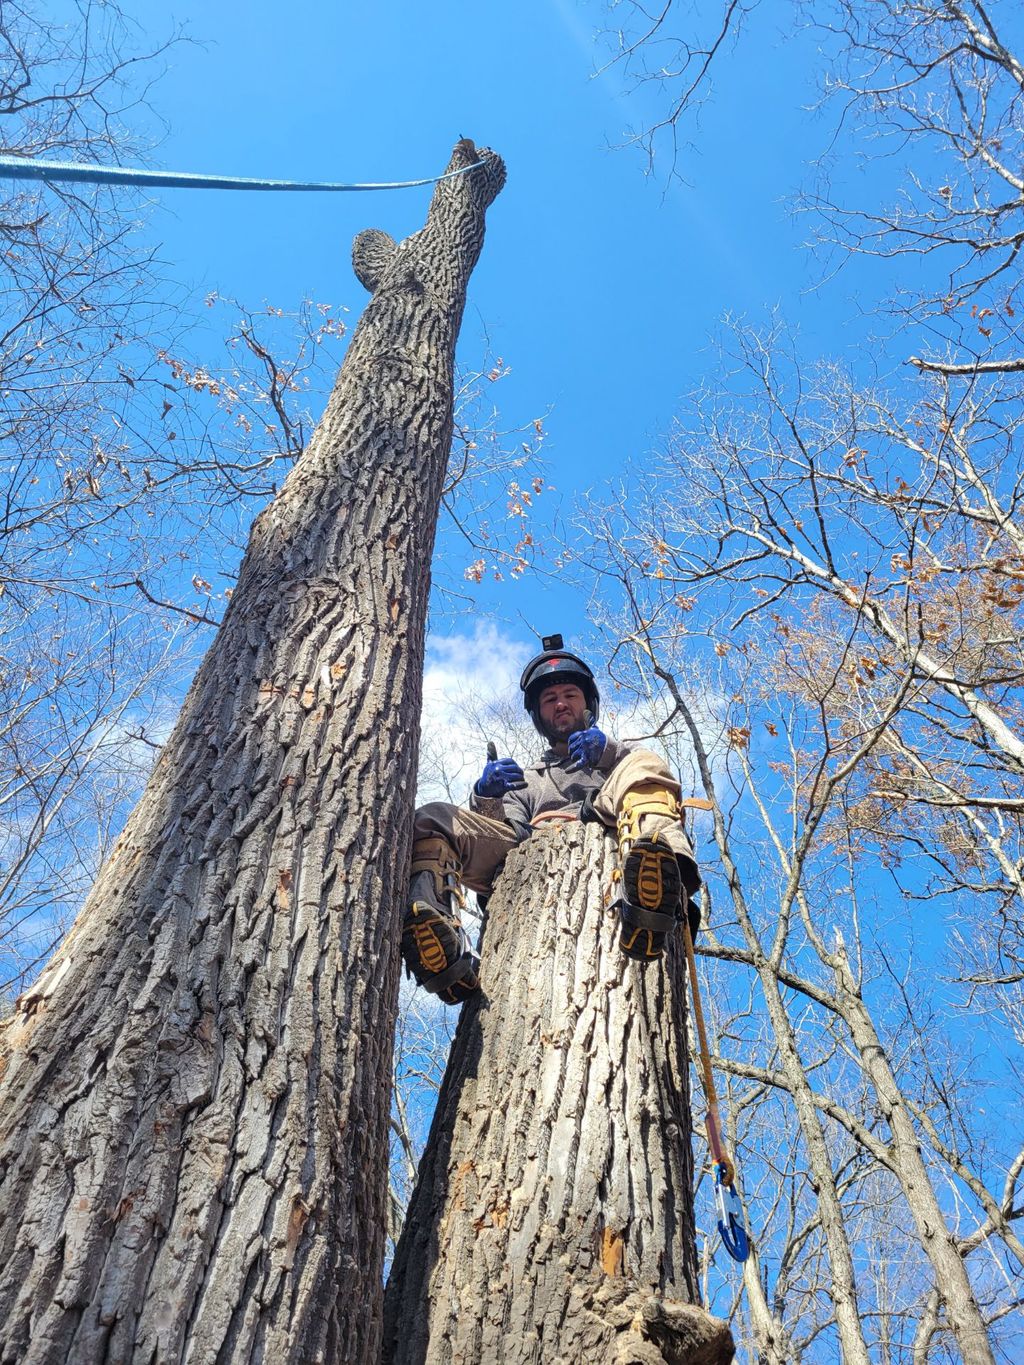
[
  {"x1": 617, "y1": 898, "x2": 677, "y2": 935},
  {"x1": 423, "y1": 951, "x2": 479, "y2": 995}
]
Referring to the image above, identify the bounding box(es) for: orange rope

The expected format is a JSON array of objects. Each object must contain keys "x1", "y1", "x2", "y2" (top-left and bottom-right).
[{"x1": 682, "y1": 918, "x2": 735, "y2": 1187}]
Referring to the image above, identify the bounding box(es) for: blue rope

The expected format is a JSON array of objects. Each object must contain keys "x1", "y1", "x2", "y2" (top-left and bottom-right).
[{"x1": 0, "y1": 153, "x2": 484, "y2": 194}]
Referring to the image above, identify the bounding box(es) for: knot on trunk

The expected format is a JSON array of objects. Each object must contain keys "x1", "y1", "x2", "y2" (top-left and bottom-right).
[
  {"x1": 352, "y1": 139, "x2": 505, "y2": 307},
  {"x1": 352, "y1": 228, "x2": 398, "y2": 294},
  {"x1": 566, "y1": 1279, "x2": 734, "y2": 1363}
]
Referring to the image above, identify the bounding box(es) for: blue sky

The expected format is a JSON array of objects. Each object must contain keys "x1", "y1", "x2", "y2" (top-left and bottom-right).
[{"x1": 111, "y1": 0, "x2": 868, "y2": 651}]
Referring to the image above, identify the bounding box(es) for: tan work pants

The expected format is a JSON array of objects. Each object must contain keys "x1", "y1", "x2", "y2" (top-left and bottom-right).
[{"x1": 413, "y1": 803, "x2": 519, "y2": 894}]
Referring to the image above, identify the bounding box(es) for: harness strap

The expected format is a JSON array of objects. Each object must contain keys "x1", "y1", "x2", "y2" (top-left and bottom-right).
[
  {"x1": 617, "y1": 783, "x2": 684, "y2": 848},
  {"x1": 422, "y1": 951, "x2": 477, "y2": 995},
  {"x1": 616, "y1": 899, "x2": 677, "y2": 934},
  {"x1": 411, "y1": 835, "x2": 466, "y2": 909}
]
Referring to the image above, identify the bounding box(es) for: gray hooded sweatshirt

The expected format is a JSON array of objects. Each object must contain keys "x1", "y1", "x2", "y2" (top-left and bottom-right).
[{"x1": 470, "y1": 738, "x2": 635, "y2": 844}]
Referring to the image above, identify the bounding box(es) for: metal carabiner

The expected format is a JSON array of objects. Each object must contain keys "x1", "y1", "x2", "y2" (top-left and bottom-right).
[{"x1": 714, "y1": 1162, "x2": 750, "y2": 1263}]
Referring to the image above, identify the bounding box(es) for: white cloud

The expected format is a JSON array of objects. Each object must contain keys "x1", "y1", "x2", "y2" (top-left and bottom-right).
[
  {"x1": 416, "y1": 622, "x2": 533, "y2": 807},
  {"x1": 602, "y1": 687, "x2": 731, "y2": 808},
  {"x1": 422, "y1": 621, "x2": 526, "y2": 710}
]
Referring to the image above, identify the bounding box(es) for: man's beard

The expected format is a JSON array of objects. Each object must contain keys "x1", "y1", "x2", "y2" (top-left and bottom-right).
[{"x1": 543, "y1": 713, "x2": 582, "y2": 743}]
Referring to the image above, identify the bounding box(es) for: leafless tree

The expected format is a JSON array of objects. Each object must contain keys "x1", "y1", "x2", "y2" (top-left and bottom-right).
[
  {"x1": 796, "y1": 1, "x2": 1024, "y2": 341},
  {"x1": 580, "y1": 3, "x2": 1024, "y2": 1358},
  {"x1": 594, "y1": 0, "x2": 761, "y2": 175},
  {"x1": 598, "y1": 1, "x2": 1024, "y2": 373},
  {"x1": 572, "y1": 332, "x2": 1024, "y2": 1357},
  {"x1": 0, "y1": 599, "x2": 183, "y2": 998}
]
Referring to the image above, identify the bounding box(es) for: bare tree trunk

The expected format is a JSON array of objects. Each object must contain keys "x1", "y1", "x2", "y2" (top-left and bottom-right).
[
  {"x1": 0, "y1": 138, "x2": 505, "y2": 1365},
  {"x1": 830, "y1": 941, "x2": 996, "y2": 1365},
  {"x1": 383, "y1": 822, "x2": 735, "y2": 1365}
]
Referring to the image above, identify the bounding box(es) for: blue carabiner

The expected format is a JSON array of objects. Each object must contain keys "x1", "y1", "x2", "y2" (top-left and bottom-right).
[{"x1": 714, "y1": 1163, "x2": 750, "y2": 1262}]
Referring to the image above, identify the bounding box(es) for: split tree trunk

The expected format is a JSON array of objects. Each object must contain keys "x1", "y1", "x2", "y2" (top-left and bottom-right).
[
  {"x1": 0, "y1": 138, "x2": 504, "y2": 1365},
  {"x1": 383, "y1": 822, "x2": 735, "y2": 1365}
]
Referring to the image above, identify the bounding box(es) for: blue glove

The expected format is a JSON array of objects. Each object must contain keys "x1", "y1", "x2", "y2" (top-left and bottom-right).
[
  {"x1": 567, "y1": 725, "x2": 607, "y2": 771},
  {"x1": 476, "y1": 756, "x2": 528, "y2": 798}
]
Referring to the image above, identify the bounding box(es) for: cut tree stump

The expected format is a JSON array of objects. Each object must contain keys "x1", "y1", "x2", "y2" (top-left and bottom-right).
[{"x1": 384, "y1": 821, "x2": 735, "y2": 1365}]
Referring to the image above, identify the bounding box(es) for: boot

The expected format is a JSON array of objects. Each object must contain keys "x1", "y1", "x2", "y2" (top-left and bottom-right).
[
  {"x1": 616, "y1": 785, "x2": 700, "y2": 960},
  {"x1": 401, "y1": 837, "x2": 480, "y2": 1006}
]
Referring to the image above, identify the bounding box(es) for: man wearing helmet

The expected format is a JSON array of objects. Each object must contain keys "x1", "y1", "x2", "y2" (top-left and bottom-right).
[{"x1": 402, "y1": 640, "x2": 701, "y2": 1005}]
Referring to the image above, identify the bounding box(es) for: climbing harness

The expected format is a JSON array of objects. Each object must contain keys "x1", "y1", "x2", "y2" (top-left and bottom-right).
[
  {"x1": 616, "y1": 783, "x2": 684, "y2": 849},
  {"x1": 0, "y1": 153, "x2": 484, "y2": 194},
  {"x1": 682, "y1": 914, "x2": 751, "y2": 1263}
]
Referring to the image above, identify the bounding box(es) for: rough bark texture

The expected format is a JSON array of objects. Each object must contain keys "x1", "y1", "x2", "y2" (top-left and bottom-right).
[
  {"x1": 383, "y1": 822, "x2": 735, "y2": 1365},
  {"x1": 0, "y1": 138, "x2": 505, "y2": 1365}
]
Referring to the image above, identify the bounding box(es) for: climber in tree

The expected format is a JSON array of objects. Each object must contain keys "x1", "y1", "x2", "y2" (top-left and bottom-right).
[{"x1": 402, "y1": 638, "x2": 701, "y2": 1005}]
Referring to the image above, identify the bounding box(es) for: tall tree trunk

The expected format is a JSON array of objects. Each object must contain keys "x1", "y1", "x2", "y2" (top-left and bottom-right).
[
  {"x1": 0, "y1": 138, "x2": 505, "y2": 1365},
  {"x1": 383, "y1": 822, "x2": 735, "y2": 1365},
  {"x1": 830, "y1": 941, "x2": 996, "y2": 1365}
]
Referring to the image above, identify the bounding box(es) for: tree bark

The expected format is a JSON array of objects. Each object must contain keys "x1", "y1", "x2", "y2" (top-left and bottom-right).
[
  {"x1": 0, "y1": 138, "x2": 505, "y2": 1365},
  {"x1": 383, "y1": 822, "x2": 735, "y2": 1365}
]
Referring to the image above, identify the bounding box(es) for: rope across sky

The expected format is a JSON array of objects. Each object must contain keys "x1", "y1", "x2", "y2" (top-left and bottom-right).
[{"x1": 0, "y1": 153, "x2": 485, "y2": 194}]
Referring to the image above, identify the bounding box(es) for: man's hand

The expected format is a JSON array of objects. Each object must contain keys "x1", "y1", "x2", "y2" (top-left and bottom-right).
[
  {"x1": 476, "y1": 756, "x2": 528, "y2": 798},
  {"x1": 567, "y1": 724, "x2": 606, "y2": 771}
]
